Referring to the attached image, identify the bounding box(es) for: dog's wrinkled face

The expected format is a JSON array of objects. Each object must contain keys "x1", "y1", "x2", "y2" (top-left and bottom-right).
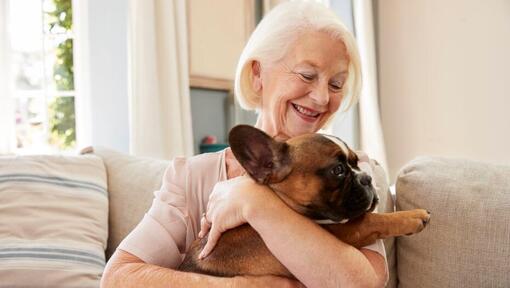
[{"x1": 229, "y1": 125, "x2": 378, "y2": 222}]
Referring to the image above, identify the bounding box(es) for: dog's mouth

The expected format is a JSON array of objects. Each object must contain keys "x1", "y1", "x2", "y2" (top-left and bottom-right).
[
  {"x1": 318, "y1": 210, "x2": 349, "y2": 223},
  {"x1": 304, "y1": 205, "x2": 346, "y2": 223},
  {"x1": 367, "y1": 194, "x2": 379, "y2": 212},
  {"x1": 314, "y1": 218, "x2": 349, "y2": 225},
  {"x1": 314, "y1": 191, "x2": 379, "y2": 224},
  {"x1": 347, "y1": 191, "x2": 379, "y2": 219}
]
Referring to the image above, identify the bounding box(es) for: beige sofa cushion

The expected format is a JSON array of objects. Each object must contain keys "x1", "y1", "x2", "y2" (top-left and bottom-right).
[
  {"x1": 88, "y1": 147, "x2": 169, "y2": 259},
  {"x1": 396, "y1": 156, "x2": 510, "y2": 288},
  {"x1": 0, "y1": 154, "x2": 108, "y2": 287}
]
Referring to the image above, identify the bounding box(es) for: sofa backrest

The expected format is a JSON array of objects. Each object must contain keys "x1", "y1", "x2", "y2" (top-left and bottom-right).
[
  {"x1": 91, "y1": 147, "x2": 398, "y2": 283},
  {"x1": 396, "y1": 156, "x2": 510, "y2": 288},
  {"x1": 88, "y1": 147, "x2": 169, "y2": 260}
]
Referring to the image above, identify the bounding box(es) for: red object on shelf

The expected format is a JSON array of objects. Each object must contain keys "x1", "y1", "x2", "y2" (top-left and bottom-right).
[{"x1": 201, "y1": 135, "x2": 217, "y2": 144}]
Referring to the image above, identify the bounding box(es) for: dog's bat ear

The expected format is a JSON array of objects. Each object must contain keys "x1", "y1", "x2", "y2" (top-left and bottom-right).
[{"x1": 229, "y1": 125, "x2": 292, "y2": 184}]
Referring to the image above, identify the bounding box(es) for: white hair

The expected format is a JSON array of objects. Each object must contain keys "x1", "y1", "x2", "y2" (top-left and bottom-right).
[{"x1": 234, "y1": 0, "x2": 362, "y2": 113}]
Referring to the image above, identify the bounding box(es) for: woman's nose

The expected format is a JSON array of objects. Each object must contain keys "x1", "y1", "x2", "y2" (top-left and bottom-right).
[{"x1": 309, "y1": 83, "x2": 330, "y2": 106}]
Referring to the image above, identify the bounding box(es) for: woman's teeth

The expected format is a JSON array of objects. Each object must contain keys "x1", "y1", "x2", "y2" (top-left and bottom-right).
[{"x1": 293, "y1": 103, "x2": 320, "y2": 117}]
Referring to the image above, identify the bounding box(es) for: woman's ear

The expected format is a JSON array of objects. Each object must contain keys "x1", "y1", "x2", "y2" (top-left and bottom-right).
[{"x1": 251, "y1": 60, "x2": 262, "y2": 94}]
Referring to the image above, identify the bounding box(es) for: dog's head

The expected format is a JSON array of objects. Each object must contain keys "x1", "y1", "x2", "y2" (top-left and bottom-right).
[{"x1": 229, "y1": 125, "x2": 378, "y2": 222}]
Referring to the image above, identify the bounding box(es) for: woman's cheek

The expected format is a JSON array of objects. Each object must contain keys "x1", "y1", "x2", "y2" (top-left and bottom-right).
[
  {"x1": 288, "y1": 77, "x2": 309, "y2": 93},
  {"x1": 330, "y1": 92, "x2": 343, "y2": 112}
]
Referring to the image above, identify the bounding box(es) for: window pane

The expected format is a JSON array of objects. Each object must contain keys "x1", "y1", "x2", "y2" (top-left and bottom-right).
[
  {"x1": 43, "y1": 0, "x2": 73, "y2": 34},
  {"x1": 9, "y1": 0, "x2": 43, "y2": 52},
  {"x1": 9, "y1": 0, "x2": 44, "y2": 91},
  {"x1": 48, "y1": 96, "x2": 76, "y2": 149},
  {"x1": 12, "y1": 51, "x2": 44, "y2": 91},
  {"x1": 45, "y1": 36, "x2": 74, "y2": 91},
  {"x1": 15, "y1": 97, "x2": 47, "y2": 150}
]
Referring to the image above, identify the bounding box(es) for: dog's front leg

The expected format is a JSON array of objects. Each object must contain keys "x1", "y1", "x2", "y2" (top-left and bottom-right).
[{"x1": 323, "y1": 209, "x2": 431, "y2": 248}]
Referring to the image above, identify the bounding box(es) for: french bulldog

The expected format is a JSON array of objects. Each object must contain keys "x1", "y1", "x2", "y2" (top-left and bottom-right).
[{"x1": 179, "y1": 125, "x2": 430, "y2": 278}]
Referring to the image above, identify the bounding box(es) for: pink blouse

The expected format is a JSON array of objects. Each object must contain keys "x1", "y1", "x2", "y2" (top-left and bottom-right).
[{"x1": 118, "y1": 149, "x2": 387, "y2": 269}]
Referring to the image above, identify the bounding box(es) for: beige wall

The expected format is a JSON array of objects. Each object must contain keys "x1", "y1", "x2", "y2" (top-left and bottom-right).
[
  {"x1": 187, "y1": 0, "x2": 254, "y2": 81},
  {"x1": 376, "y1": 0, "x2": 510, "y2": 181}
]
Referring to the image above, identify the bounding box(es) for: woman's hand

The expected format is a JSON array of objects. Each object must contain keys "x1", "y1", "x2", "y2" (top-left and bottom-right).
[
  {"x1": 234, "y1": 275, "x2": 305, "y2": 288},
  {"x1": 198, "y1": 176, "x2": 272, "y2": 259}
]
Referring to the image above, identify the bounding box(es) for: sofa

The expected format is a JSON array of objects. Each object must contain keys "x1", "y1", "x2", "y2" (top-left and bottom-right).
[{"x1": 0, "y1": 147, "x2": 508, "y2": 287}]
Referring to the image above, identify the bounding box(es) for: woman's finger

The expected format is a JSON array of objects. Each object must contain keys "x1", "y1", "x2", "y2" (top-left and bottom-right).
[
  {"x1": 199, "y1": 225, "x2": 222, "y2": 259},
  {"x1": 198, "y1": 214, "x2": 211, "y2": 239}
]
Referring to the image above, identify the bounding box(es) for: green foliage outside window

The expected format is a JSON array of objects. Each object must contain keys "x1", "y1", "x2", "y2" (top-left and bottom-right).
[{"x1": 46, "y1": 0, "x2": 76, "y2": 149}]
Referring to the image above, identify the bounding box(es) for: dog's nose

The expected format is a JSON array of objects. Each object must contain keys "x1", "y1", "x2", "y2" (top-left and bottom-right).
[{"x1": 360, "y1": 174, "x2": 372, "y2": 186}]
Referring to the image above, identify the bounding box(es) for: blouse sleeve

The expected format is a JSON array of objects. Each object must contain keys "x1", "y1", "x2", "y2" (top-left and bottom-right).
[
  {"x1": 117, "y1": 157, "x2": 190, "y2": 268},
  {"x1": 361, "y1": 239, "x2": 387, "y2": 259},
  {"x1": 358, "y1": 157, "x2": 389, "y2": 279}
]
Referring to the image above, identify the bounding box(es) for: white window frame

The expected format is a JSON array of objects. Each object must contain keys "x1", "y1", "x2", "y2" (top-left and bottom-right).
[
  {"x1": 71, "y1": 0, "x2": 91, "y2": 150},
  {"x1": 0, "y1": 0, "x2": 16, "y2": 154}
]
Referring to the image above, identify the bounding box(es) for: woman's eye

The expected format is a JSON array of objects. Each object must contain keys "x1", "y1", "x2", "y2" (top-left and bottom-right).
[
  {"x1": 331, "y1": 164, "x2": 345, "y2": 176},
  {"x1": 329, "y1": 83, "x2": 342, "y2": 91},
  {"x1": 299, "y1": 73, "x2": 315, "y2": 81}
]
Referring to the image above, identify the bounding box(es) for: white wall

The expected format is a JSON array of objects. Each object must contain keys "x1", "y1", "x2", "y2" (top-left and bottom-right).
[
  {"x1": 376, "y1": 0, "x2": 510, "y2": 181},
  {"x1": 82, "y1": 0, "x2": 129, "y2": 153}
]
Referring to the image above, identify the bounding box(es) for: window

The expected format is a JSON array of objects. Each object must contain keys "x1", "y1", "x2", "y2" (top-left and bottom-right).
[{"x1": 8, "y1": 0, "x2": 76, "y2": 153}]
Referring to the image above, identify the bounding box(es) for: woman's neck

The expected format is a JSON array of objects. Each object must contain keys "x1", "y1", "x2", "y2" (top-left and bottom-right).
[{"x1": 254, "y1": 115, "x2": 290, "y2": 141}]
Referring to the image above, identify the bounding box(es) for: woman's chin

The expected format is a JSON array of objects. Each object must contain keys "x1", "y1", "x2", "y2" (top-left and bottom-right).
[
  {"x1": 289, "y1": 116, "x2": 322, "y2": 135},
  {"x1": 286, "y1": 121, "x2": 319, "y2": 137}
]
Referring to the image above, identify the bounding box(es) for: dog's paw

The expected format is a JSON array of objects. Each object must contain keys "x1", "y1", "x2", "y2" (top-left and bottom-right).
[{"x1": 403, "y1": 209, "x2": 431, "y2": 236}]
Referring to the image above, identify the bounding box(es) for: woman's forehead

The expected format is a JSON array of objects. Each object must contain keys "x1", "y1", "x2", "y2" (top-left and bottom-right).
[
  {"x1": 285, "y1": 31, "x2": 350, "y2": 73},
  {"x1": 294, "y1": 60, "x2": 349, "y2": 77}
]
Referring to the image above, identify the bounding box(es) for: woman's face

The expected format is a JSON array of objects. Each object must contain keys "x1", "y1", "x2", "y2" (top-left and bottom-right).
[{"x1": 254, "y1": 31, "x2": 350, "y2": 140}]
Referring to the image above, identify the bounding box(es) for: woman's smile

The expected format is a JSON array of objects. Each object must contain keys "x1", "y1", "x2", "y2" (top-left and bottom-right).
[{"x1": 290, "y1": 102, "x2": 322, "y2": 123}]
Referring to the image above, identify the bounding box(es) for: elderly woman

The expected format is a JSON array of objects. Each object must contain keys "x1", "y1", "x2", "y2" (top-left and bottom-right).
[{"x1": 101, "y1": 1, "x2": 387, "y2": 287}]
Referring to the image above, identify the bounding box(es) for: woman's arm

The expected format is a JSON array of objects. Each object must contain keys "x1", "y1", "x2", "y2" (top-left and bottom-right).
[
  {"x1": 101, "y1": 249, "x2": 305, "y2": 288},
  {"x1": 244, "y1": 185, "x2": 386, "y2": 288},
  {"x1": 101, "y1": 249, "x2": 230, "y2": 288},
  {"x1": 200, "y1": 177, "x2": 387, "y2": 288}
]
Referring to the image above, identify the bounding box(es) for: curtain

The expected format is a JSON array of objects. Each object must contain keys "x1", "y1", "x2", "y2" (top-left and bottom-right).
[
  {"x1": 128, "y1": 0, "x2": 193, "y2": 159},
  {"x1": 353, "y1": 0, "x2": 389, "y2": 174},
  {"x1": 0, "y1": 0, "x2": 16, "y2": 154}
]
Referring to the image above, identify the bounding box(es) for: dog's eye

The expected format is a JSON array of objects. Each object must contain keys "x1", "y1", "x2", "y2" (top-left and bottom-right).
[{"x1": 331, "y1": 164, "x2": 345, "y2": 176}]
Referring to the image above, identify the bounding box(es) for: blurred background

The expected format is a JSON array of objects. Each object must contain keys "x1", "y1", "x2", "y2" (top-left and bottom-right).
[{"x1": 0, "y1": 0, "x2": 509, "y2": 182}]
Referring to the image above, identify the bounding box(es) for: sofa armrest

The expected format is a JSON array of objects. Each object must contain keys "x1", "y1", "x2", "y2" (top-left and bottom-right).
[{"x1": 396, "y1": 156, "x2": 510, "y2": 287}]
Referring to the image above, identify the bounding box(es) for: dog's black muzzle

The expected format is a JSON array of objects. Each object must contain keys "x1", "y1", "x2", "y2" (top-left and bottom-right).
[{"x1": 341, "y1": 173, "x2": 378, "y2": 220}]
